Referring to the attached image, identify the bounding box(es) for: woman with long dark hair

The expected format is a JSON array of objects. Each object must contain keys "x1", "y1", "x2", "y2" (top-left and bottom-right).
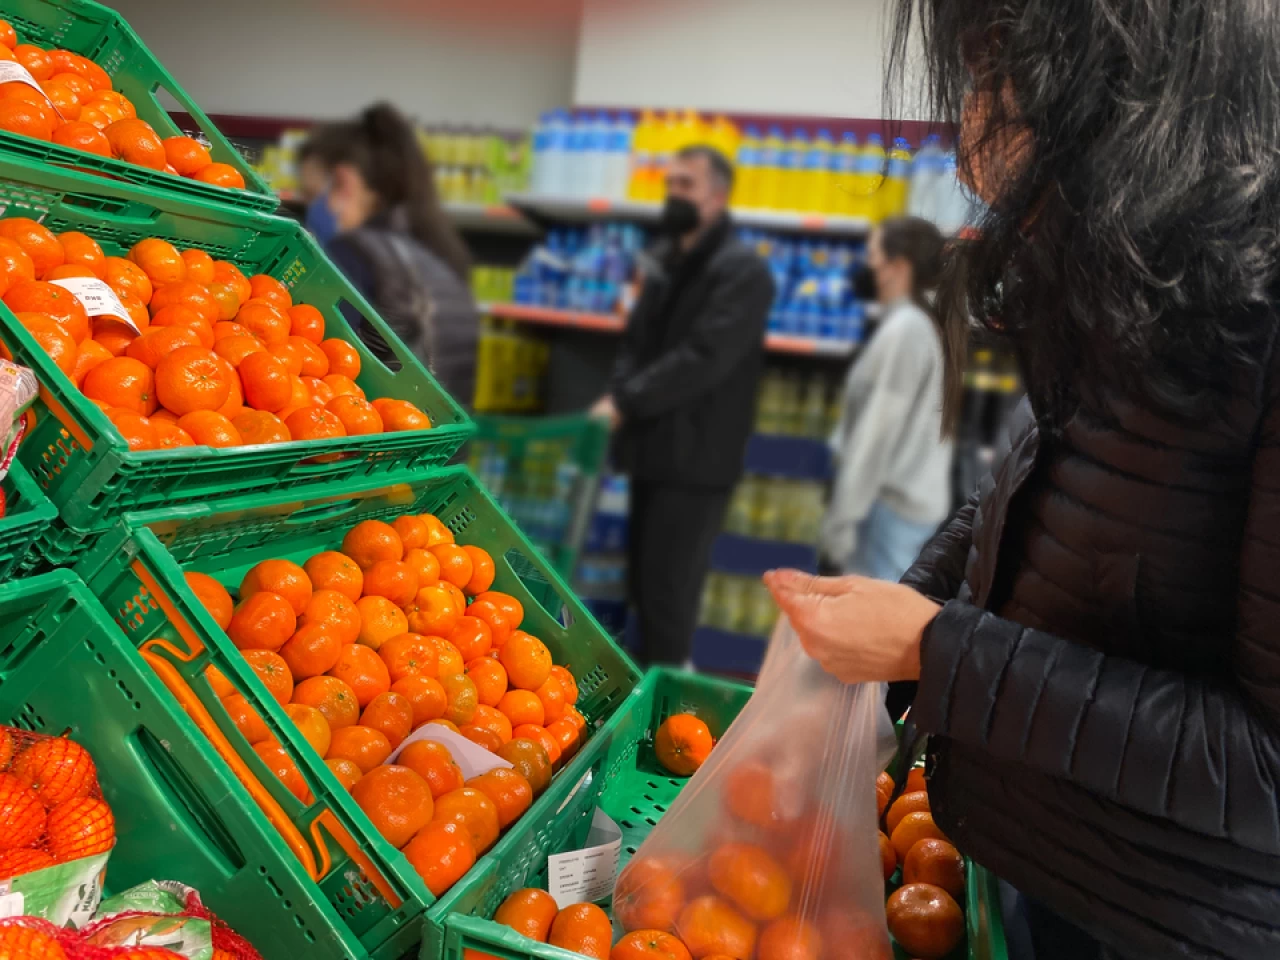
[
  {"x1": 767, "y1": 3, "x2": 1280, "y2": 958},
  {"x1": 823, "y1": 216, "x2": 957, "y2": 581},
  {"x1": 301, "y1": 103, "x2": 478, "y2": 407}
]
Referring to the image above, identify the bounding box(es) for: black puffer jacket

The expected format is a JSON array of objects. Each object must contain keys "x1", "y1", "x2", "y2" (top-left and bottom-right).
[
  {"x1": 901, "y1": 342, "x2": 1280, "y2": 959},
  {"x1": 613, "y1": 215, "x2": 774, "y2": 488}
]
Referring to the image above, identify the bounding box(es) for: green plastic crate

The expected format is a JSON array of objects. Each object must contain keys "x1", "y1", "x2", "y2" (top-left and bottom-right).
[
  {"x1": 75, "y1": 465, "x2": 643, "y2": 960},
  {"x1": 440, "y1": 669, "x2": 1009, "y2": 960},
  {"x1": 0, "y1": 150, "x2": 472, "y2": 543},
  {"x1": 469, "y1": 416, "x2": 610, "y2": 578},
  {"x1": 0, "y1": 0, "x2": 275, "y2": 213},
  {"x1": 0, "y1": 459, "x2": 56, "y2": 575},
  {"x1": 0, "y1": 569, "x2": 370, "y2": 959}
]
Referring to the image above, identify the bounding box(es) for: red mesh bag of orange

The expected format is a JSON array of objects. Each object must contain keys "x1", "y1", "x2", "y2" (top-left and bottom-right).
[
  {"x1": 78, "y1": 881, "x2": 264, "y2": 960},
  {"x1": 0, "y1": 905, "x2": 262, "y2": 959},
  {"x1": 612, "y1": 619, "x2": 899, "y2": 960},
  {"x1": 0, "y1": 725, "x2": 114, "y2": 882}
]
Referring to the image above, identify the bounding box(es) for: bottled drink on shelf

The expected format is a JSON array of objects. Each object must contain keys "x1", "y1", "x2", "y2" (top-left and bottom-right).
[
  {"x1": 579, "y1": 112, "x2": 610, "y2": 198},
  {"x1": 782, "y1": 129, "x2": 810, "y2": 212},
  {"x1": 535, "y1": 109, "x2": 572, "y2": 196},
  {"x1": 735, "y1": 126, "x2": 764, "y2": 208},
  {"x1": 758, "y1": 125, "x2": 787, "y2": 210},
  {"x1": 831, "y1": 132, "x2": 860, "y2": 216},
  {"x1": 849, "y1": 133, "x2": 886, "y2": 221},
  {"x1": 604, "y1": 113, "x2": 635, "y2": 199},
  {"x1": 708, "y1": 114, "x2": 741, "y2": 162},
  {"x1": 627, "y1": 109, "x2": 659, "y2": 201},
  {"x1": 804, "y1": 129, "x2": 834, "y2": 213},
  {"x1": 935, "y1": 153, "x2": 979, "y2": 233},
  {"x1": 907, "y1": 133, "x2": 945, "y2": 221},
  {"x1": 880, "y1": 137, "x2": 913, "y2": 219}
]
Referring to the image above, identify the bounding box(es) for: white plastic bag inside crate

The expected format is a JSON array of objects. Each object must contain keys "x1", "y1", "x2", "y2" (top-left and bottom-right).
[{"x1": 615, "y1": 616, "x2": 897, "y2": 960}]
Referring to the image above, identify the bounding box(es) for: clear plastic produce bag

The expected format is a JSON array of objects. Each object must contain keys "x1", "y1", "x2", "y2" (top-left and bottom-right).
[{"x1": 614, "y1": 617, "x2": 898, "y2": 960}]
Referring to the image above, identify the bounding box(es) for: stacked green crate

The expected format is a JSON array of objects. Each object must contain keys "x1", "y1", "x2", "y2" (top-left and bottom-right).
[
  {"x1": 0, "y1": 151, "x2": 473, "y2": 567},
  {"x1": 72, "y1": 466, "x2": 642, "y2": 960},
  {"x1": 469, "y1": 416, "x2": 610, "y2": 578},
  {"x1": 0, "y1": 0, "x2": 274, "y2": 212}
]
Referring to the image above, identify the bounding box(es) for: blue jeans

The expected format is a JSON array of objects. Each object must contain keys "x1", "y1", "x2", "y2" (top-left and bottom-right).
[{"x1": 844, "y1": 500, "x2": 939, "y2": 581}]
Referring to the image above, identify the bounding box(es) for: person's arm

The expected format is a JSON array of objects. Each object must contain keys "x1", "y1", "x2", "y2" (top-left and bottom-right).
[
  {"x1": 900, "y1": 396, "x2": 1032, "y2": 602},
  {"x1": 613, "y1": 261, "x2": 774, "y2": 421},
  {"x1": 911, "y1": 406, "x2": 1280, "y2": 853},
  {"x1": 822, "y1": 322, "x2": 935, "y2": 564},
  {"x1": 887, "y1": 489, "x2": 979, "y2": 720},
  {"x1": 898, "y1": 490, "x2": 978, "y2": 600}
]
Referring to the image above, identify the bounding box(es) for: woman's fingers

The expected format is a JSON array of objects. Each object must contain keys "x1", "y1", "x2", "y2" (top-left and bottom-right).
[{"x1": 764, "y1": 569, "x2": 866, "y2": 597}]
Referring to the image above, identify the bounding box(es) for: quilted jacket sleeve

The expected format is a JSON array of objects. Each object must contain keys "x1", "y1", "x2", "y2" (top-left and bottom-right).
[
  {"x1": 913, "y1": 392, "x2": 1280, "y2": 852},
  {"x1": 900, "y1": 489, "x2": 979, "y2": 602}
]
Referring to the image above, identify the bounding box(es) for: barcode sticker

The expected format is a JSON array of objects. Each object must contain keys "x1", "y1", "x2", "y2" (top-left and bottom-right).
[{"x1": 50, "y1": 277, "x2": 137, "y2": 330}]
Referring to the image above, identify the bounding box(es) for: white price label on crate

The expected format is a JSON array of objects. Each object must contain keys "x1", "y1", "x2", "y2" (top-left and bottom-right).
[
  {"x1": 50, "y1": 277, "x2": 138, "y2": 331},
  {"x1": 547, "y1": 808, "x2": 622, "y2": 908},
  {"x1": 0, "y1": 62, "x2": 62, "y2": 120},
  {"x1": 386, "y1": 723, "x2": 512, "y2": 781},
  {"x1": 0, "y1": 890, "x2": 24, "y2": 920},
  {"x1": 0, "y1": 61, "x2": 45, "y2": 96}
]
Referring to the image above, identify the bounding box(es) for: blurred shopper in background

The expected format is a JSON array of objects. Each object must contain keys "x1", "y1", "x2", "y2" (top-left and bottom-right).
[
  {"x1": 768, "y1": 1, "x2": 1280, "y2": 958},
  {"x1": 593, "y1": 146, "x2": 774, "y2": 666},
  {"x1": 301, "y1": 103, "x2": 479, "y2": 407},
  {"x1": 822, "y1": 216, "x2": 953, "y2": 580}
]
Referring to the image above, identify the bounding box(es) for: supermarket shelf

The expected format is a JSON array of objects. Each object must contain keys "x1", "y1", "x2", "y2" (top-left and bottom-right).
[
  {"x1": 765, "y1": 334, "x2": 857, "y2": 357},
  {"x1": 444, "y1": 201, "x2": 541, "y2": 236},
  {"x1": 744, "y1": 433, "x2": 833, "y2": 480},
  {"x1": 488, "y1": 302, "x2": 625, "y2": 333},
  {"x1": 692, "y1": 626, "x2": 768, "y2": 675},
  {"x1": 486, "y1": 302, "x2": 857, "y2": 357},
  {"x1": 712, "y1": 533, "x2": 818, "y2": 577},
  {"x1": 504, "y1": 193, "x2": 873, "y2": 236}
]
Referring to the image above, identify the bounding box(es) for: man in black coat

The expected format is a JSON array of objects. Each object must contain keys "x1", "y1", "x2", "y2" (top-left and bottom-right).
[{"x1": 592, "y1": 146, "x2": 775, "y2": 665}]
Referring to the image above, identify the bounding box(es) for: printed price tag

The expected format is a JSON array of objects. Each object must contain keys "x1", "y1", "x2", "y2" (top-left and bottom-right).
[
  {"x1": 0, "y1": 891, "x2": 24, "y2": 920},
  {"x1": 0, "y1": 62, "x2": 62, "y2": 120},
  {"x1": 386, "y1": 723, "x2": 512, "y2": 780},
  {"x1": 547, "y1": 809, "x2": 622, "y2": 908},
  {"x1": 0, "y1": 61, "x2": 45, "y2": 96},
  {"x1": 50, "y1": 277, "x2": 137, "y2": 331}
]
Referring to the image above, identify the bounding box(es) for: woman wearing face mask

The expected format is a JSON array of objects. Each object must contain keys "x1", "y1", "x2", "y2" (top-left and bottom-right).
[
  {"x1": 822, "y1": 216, "x2": 954, "y2": 580},
  {"x1": 300, "y1": 104, "x2": 479, "y2": 408},
  {"x1": 766, "y1": 2, "x2": 1280, "y2": 958}
]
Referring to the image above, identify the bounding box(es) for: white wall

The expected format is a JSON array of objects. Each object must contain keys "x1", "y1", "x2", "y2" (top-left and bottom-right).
[
  {"x1": 105, "y1": 0, "x2": 582, "y2": 129},
  {"x1": 573, "y1": 0, "x2": 926, "y2": 120}
]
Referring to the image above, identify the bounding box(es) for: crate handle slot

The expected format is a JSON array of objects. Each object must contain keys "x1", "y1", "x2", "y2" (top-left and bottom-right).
[
  {"x1": 503, "y1": 547, "x2": 574, "y2": 628},
  {"x1": 58, "y1": 192, "x2": 163, "y2": 226},
  {"x1": 283, "y1": 499, "x2": 362, "y2": 526},
  {"x1": 133, "y1": 724, "x2": 246, "y2": 872},
  {"x1": 286, "y1": 453, "x2": 359, "y2": 476},
  {"x1": 132, "y1": 561, "x2": 324, "y2": 881}
]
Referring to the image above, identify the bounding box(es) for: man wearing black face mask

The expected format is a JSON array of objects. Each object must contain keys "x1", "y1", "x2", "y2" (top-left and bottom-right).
[{"x1": 590, "y1": 145, "x2": 774, "y2": 667}]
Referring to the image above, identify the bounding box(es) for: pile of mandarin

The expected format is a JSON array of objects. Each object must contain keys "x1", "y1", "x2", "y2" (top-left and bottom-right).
[
  {"x1": 187, "y1": 511, "x2": 587, "y2": 896},
  {"x1": 875, "y1": 768, "x2": 966, "y2": 960},
  {"x1": 0, "y1": 215, "x2": 433, "y2": 451},
  {"x1": 0, "y1": 18, "x2": 245, "y2": 189}
]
